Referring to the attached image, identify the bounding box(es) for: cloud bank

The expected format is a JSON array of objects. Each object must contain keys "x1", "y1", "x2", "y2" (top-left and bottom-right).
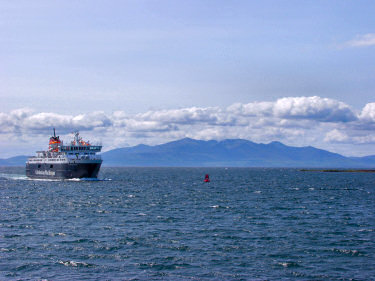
[
  {"x1": 345, "y1": 33, "x2": 375, "y2": 48},
  {"x1": 1, "y1": 96, "x2": 375, "y2": 156}
]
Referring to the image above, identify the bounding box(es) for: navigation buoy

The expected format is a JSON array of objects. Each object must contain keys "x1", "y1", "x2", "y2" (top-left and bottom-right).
[{"x1": 204, "y1": 174, "x2": 210, "y2": 182}]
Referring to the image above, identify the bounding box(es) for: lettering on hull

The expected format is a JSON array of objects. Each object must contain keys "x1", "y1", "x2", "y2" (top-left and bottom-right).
[{"x1": 35, "y1": 170, "x2": 56, "y2": 176}]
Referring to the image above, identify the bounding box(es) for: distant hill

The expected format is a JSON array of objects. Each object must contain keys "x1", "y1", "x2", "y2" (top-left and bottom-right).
[
  {"x1": 100, "y1": 138, "x2": 375, "y2": 168},
  {"x1": 0, "y1": 155, "x2": 29, "y2": 166},
  {"x1": 2, "y1": 139, "x2": 375, "y2": 168}
]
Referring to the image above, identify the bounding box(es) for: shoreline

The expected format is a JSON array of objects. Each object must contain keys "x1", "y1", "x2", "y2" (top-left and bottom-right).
[{"x1": 300, "y1": 169, "x2": 375, "y2": 173}]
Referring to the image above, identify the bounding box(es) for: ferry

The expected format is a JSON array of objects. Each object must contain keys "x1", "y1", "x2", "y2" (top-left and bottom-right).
[{"x1": 26, "y1": 129, "x2": 102, "y2": 179}]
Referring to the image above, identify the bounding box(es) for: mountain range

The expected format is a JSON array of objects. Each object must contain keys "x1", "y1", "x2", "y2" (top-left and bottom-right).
[{"x1": 2, "y1": 138, "x2": 374, "y2": 168}]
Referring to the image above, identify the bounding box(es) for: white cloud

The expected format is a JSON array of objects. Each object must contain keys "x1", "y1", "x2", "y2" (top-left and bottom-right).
[
  {"x1": 2, "y1": 96, "x2": 375, "y2": 156},
  {"x1": 324, "y1": 129, "x2": 349, "y2": 143},
  {"x1": 0, "y1": 96, "x2": 358, "y2": 137},
  {"x1": 72, "y1": 111, "x2": 112, "y2": 129},
  {"x1": 227, "y1": 102, "x2": 273, "y2": 117},
  {"x1": 359, "y1": 102, "x2": 375, "y2": 122},
  {"x1": 124, "y1": 119, "x2": 178, "y2": 132},
  {"x1": 227, "y1": 96, "x2": 356, "y2": 122},
  {"x1": 273, "y1": 96, "x2": 356, "y2": 122},
  {"x1": 0, "y1": 110, "x2": 114, "y2": 135},
  {"x1": 25, "y1": 112, "x2": 74, "y2": 130},
  {"x1": 345, "y1": 33, "x2": 375, "y2": 48},
  {"x1": 351, "y1": 135, "x2": 375, "y2": 144},
  {"x1": 135, "y1": 106, "x2": 234, "y2": 125}
]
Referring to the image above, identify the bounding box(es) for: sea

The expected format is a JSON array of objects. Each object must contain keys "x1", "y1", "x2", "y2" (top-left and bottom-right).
[{"x1": 0, "y1": 167, "x2": 374, "y2": 280}]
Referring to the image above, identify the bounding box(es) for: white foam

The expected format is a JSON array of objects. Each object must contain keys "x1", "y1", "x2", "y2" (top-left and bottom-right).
[
  {"x1": 66, "y1": 177, "x2": 111, "y2": 182},
  {"x1": 278, "y1": 262, "x2": 298, "y2": 267},
  {"x1": 358, "y1": 228, "x2": 374, "y2": 232},
  {"x1": 67, "y1": 178, "x2": 82, "y2": 181},
  {"x1": 58, "y1": 260, "x2": 90, "y2": 267},
  {"x1": 0, "y1": 173, "x2": 29, "y2": 181},
  {"x1": 28, "y1": 178, "x2": 61, "y2": 182},
  {"x1": 50, "y1": 232, "x2": 66, "y2": 237}
]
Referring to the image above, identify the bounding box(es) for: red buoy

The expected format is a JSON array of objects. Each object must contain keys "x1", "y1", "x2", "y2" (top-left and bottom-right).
[{"x1": 204, "y1": 174, "x2": 210, "y2": 182}]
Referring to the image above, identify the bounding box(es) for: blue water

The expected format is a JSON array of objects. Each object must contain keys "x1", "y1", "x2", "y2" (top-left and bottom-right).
[{"x1": 1, "y1": 167, "x2": 374, "y2": 280}]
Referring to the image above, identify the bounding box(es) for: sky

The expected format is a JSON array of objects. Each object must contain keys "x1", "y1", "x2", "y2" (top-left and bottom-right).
[{"x1": 1, "y1": 0, "x2": 375, "y2": 158}]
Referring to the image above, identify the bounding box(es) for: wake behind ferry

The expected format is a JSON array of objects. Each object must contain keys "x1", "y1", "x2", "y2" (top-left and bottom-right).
[{"x1": 26, "y1": 129, "x2": 102, "y2": 179}]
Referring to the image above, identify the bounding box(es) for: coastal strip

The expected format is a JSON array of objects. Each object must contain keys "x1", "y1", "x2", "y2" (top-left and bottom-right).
[{"x1": 300, "y1": 169, "x2": 375, "y2": 173}]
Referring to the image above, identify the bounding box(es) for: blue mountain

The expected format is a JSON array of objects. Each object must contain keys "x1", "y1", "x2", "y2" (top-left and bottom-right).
[
  {"x1": 0, "y1": 155, "x2": 29, "y2": 166},
  {"x1": 101, "y1": 138, "x2": 375, "y2": 167},
  {"x1": 2, "y1": 138, "x2": 375, "y2": 167}
]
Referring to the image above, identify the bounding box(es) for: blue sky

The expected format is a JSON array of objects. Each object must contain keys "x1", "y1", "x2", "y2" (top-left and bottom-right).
[{"x1": 1, "y1": 1, "x2": 375, "y2": 157}]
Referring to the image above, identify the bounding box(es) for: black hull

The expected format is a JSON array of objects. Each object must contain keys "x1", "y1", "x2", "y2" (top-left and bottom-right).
[{"x1": 26, "y1": 162, "x2": 102, "y2": 179}]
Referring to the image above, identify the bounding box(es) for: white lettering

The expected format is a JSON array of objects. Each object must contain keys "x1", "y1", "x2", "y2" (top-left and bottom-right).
[{"x1": 35, "y1": 170, "x2": 56, "y2": 176}]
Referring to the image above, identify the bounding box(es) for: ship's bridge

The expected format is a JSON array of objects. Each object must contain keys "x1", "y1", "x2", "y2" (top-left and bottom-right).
[
  {"x1": 60, "y1": 145, "x2": 102, "y2": 152},
  {"x1": 60, "y1": 144, "x2": 102, "y2": 161}
]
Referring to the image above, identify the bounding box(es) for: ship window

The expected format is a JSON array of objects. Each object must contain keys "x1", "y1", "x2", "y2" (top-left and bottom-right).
[
  {"x1": 50, "y1": 164, "x2": 53, "y2": 168},
  {"x1": 38, "y1": 164, "x2": 41, "y2": 168}
]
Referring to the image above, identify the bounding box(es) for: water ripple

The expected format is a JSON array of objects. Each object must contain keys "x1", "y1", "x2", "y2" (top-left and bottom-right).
[{"x1": 0, "y1": 167, "x2": 374, "y2": 280}]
